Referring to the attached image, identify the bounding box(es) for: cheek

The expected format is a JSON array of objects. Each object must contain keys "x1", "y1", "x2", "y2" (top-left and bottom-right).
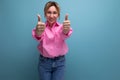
[
  {"x1": 54, "y1": 15, "x2": 59, "y2": 18},
  {"x1": 54, "y1": 14, "x2": 59, "y2": 18}
]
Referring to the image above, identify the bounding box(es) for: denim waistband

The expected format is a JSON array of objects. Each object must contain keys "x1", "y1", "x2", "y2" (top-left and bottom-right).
[{"x1": 40, "y1": 55, "x2": 65, "y2": 60}]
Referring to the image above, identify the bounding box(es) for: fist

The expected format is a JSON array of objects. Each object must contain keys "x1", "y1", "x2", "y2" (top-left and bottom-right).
[
  {"x1": 63, "y1": 14, "x2": 70, "y2": 34},
  {"x1": 36, "y1": 14, "x2": 45, "y2": 35}
]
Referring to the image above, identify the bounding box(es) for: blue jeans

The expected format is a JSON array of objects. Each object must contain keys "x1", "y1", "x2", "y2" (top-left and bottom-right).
[{"x1": 38, "y1": 55, "x2": 66, "y2": 80}]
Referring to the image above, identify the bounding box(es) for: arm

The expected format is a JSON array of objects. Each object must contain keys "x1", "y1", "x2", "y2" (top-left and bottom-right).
[
  {"x1": 61, "y1": 27, "x2": 73, "y2": 40},
  {"x1": 32, "y1": 14, "x2": 45, "y2": 41},
  {"x1": 62, "y1": 14, "x2": 72, "y2": 39},
  {"x1": 32, "y1": 28, "x2": 44, "y2": 41}
]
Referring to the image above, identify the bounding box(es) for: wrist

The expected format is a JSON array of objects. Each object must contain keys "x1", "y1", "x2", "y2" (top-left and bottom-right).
[
  {"x1": 63, "y1": 30, "x2": 69, "y2": 35},
  {"x1": 35, "y1": 30, "x2": 43, "y2": 36}
]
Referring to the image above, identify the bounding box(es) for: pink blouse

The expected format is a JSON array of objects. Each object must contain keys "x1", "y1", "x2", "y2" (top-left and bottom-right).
[{"x1": 32, "y1": 22, "x2": 72, "y2": 58}]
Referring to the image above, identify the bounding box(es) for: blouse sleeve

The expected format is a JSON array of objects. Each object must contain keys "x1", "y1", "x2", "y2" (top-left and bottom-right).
[
  {"x1": 61, "y1": 27, "x2": 73, "y2": 40},
  {"x1": 32, "y1": 28, "x2": 44, "y2": 42}
]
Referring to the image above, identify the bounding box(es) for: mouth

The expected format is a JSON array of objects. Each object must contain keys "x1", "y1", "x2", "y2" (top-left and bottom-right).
[{"x1": 48, "y1": 19, "x2": 55, "y2": 23}]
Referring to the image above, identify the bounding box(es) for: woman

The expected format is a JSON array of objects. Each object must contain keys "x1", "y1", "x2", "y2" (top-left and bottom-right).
[{"x1": 32, "y1": 1, "x2": 72, "y2": 80}]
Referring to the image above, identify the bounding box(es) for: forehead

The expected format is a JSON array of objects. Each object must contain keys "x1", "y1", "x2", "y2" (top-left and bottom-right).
[{"x1": 47, "y1": 6, "x2": 57, "y2": 11}]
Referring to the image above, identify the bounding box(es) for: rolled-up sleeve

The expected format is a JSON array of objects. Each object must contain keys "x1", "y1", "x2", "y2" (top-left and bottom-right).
[
  {"x1": 32, "y1": 28, "x2": 44, "y2": 42},
  {"x1": 61, "y1": 28, "x2": 73, "y2": 40}
]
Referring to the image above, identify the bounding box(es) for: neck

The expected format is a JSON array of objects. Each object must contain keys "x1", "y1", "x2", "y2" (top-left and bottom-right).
[
  {"x1": 49, "y1": 23, "x2": 53, "y2": 27},
  {"x1": 47, "y1": 21, "x2": 56, "y2": 28}
]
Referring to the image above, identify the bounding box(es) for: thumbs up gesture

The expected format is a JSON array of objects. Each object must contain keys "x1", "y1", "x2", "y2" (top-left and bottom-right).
[
  {"x1": 63, "y1": 14, "x2": 70, "y2": 34},
  {"x1": 36, "y1": 14, "x2": 45, "y2": 36}
]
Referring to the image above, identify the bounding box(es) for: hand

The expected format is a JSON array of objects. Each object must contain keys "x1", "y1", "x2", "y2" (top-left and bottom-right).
[
  {"x1": 36, "y1": 14, "x2": 45, "y2": 36},
  {"x1": 63, "y1": 14, "x2": 70, "y2": 34}
]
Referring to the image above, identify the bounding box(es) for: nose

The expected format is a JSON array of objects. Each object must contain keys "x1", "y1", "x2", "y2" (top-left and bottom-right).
[{"x1": 50, "y1": 13, "x2": 54, "y2": 18}]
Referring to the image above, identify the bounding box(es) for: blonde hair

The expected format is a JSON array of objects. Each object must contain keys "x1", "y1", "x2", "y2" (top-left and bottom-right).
[{"x1": 44, "y1": 1, "x2": 60, "y2": 17}]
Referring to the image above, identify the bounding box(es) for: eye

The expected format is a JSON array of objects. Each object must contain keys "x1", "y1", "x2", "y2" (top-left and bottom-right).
[
  {"x1": 47, "y1": 11, "x2": 52, "y2": 14},
  {"x1": 53, "y1": 11, "x2": 57, "y2": 14},
  {"x1": 47, "y1": 11, "x2": 58, "y2": 14}
]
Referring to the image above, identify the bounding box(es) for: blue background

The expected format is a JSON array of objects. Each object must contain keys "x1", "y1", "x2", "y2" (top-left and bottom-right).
[{"x1": 0, "y1": 0, "x2": 120, "y2": 80}]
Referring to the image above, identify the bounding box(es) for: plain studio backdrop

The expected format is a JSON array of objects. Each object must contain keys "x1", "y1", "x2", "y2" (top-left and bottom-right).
[{"x1": 0, "y1": 0, "x2": 120, "y2": 80}]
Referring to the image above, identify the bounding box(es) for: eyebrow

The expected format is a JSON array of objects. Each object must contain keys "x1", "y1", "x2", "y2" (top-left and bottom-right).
[{"x1": 47, "y1": 11, "x2": 58, "y2": 13}]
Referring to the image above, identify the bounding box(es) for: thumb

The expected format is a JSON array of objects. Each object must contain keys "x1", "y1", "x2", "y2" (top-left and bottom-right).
[
  {"x1": 65, "y1": 14, "x2": 68, "y2": 20},
  {"x1": 37, "y1": 14, "x2": 41, "y2": 22}
]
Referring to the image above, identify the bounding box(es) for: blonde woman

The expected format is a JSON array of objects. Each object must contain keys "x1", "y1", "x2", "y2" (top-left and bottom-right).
[{"x1": 32, "y1": 1, "x2": 72, "y2": 80}]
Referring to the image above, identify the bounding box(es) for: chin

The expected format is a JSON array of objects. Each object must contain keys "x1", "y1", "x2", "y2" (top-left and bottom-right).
[{"x1": 49, "y1": 21, "x2": 56, "y2": 24}]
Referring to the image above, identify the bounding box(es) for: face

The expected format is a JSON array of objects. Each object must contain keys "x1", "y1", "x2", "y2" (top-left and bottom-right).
[{"x1": 46, "y1": 6, "x2": 59, "y2": 25}]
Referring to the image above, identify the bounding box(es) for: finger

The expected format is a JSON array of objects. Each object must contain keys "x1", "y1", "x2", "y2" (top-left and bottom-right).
[
  {"x1": 37, "y1": 26, "x2": 45, "y2": 29},
  {"x1": 37, "y1": 14, "x2": 41, "y2": 22},
  {"x1": 65, "y1": 14, "x2": 68, "y2": 20},
  {"x1": 38, "y1": 23, "x2": 45, "y2": 27},
  {"x1": 64, "y1": 25, "x2": 70, "y2": 29},
  {"x1": 63, "y1": 22, "x2": 70, "y2": 26},
  {"x1": 63, "y1": 20, "x2": 70, "y2": 23}
]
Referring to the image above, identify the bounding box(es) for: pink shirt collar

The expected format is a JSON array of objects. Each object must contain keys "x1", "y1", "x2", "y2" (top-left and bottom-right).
[{"x1": 45, "y1": 21, "x2": 60, "y2": 28}]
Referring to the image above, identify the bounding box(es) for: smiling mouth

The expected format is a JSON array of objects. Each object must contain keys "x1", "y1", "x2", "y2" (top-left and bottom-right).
[{"x1": 49, "y1": 19, "x2": 55, "y2": 22}]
